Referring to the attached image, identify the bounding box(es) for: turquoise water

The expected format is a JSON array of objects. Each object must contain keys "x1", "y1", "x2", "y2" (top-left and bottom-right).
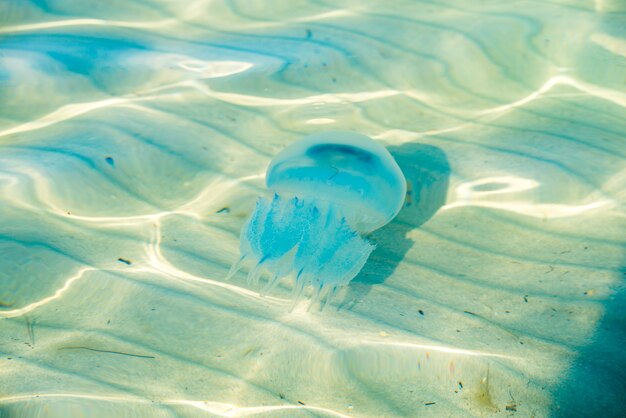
[{"x1": 1, "y1": 1, "x2": 625, "y2": 417}]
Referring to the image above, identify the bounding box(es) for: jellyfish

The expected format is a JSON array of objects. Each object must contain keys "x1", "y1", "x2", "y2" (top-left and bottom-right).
[{"x1": 227, "y1": 131, "x2": 406, "y2": 307}]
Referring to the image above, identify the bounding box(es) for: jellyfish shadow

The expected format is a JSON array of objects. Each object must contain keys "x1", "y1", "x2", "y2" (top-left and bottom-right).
[{"x1": 339, "y1": 142, "x2": 450, "y2": 310}]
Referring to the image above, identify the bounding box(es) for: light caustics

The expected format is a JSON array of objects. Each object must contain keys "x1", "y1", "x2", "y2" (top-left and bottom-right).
[
  {"x1": 2, "y1": 69, "x2": 622, "y2": 146},
  {"x1": 0, "y1": 267, "x2": 95, "y2": 319},
  {"x1": 0, "y1": 99, "x2": 154, "y2": 139},
  {"x1": 140, "y1": 221, "x2": 289, "y2": 305},
  {"x1": 0, "y1": 168, "x2": 286, "y2": 318},
  {"x1": 0, "y1": 18, "x2": 177, "y2": 34},
  {"x1": 0, "y1": 393, "x2": 352, "y2": 418},
  {"x1": 182, "y1": 73, "x2": 626, "y2": 121},
  {"x1": 361, "y1": 340, "x2": 519, "y2": 360},
  {"x1": 0, "y1": 225, "x2": 285, "y2": 323},
  {"x1": 443, "y1": 175, "x2": 614, "y2": 219},
  {"x1": 166, "y1": 399, "x2": 353, "y2": 417},
  {"x1": 0, "y1": 56, "x2": 256, "y2": 140},
  {"x1": 1, "y1": 6, "x2": 623, "y2": 416},
  {"x1": 474, "y1": 74, "x2": 626, "y2": 116},
  {"x1": 591, "y1": 32, "x2": 626, "y2": 58},
  {"x1": 378, "y1": 73, "x2": 626, "y2": 144}
]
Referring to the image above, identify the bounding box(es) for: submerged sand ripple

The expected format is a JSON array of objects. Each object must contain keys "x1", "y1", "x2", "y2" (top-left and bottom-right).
[{"x1": 1, "y1": 1, "x2": 625, "y2": 417}]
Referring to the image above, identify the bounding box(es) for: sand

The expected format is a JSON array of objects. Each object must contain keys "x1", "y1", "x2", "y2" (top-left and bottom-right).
[{"x1": 0, "y1": 1, "x2": 625, "y2": 417}]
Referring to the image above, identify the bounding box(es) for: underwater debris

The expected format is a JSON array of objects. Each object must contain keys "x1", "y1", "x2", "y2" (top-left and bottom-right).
[
  {"x1": 58, "y1": 346, "x2": 155, "y2": 359},
  {"x1": 117, "y1": 258, "x2": 132, "y2": 265}
]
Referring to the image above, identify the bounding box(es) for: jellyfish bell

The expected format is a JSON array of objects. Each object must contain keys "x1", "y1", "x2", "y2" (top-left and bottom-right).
[
  {"x1": 266, "y1": 131, "x2": 406, "y2": 233},
  {"x1": 228, "y1": 131, "x2": 407, "y2": 308}
]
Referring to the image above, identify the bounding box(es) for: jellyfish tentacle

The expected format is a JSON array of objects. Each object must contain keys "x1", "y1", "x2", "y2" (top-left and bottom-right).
[
  {"x1": 225, "y1": 254, "x2": 247, "y2": 281},
  {"x1": 261, "y1": 272, "x2": 285, "y2": 296},
  {"x1": 316, "y1": 284, "x2": 333, "y2": 310},
  {"x1": 247, "y1": 258, "x2": 265, "y2": 286},
  {"x1": 289, "y1": 276, "x2": 307, "y2": 312},
  {"x1": 322, "y1": 286, "x2": 339, "y2": 311},
  {"x1": 239, "y1": 195, "x2": 376, "y2": 307},
  {"x1": 307, "y1": 283, "x2": 324, "y2": 312},
  {"x1": 260, "y1": 245, "x2": 299, "y2": 294},
  {"x1": 260, "y1": 274, "x2": 279, "y2": 296}
]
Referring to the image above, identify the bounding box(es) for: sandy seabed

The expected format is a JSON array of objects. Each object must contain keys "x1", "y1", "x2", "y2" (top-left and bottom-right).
[{"x1": 0, "y1": 1, "x2": 625, "y2": 417}]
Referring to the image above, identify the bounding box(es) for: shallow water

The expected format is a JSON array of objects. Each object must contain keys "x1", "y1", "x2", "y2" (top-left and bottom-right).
[{"x1": 1, "y1": 1, "x2": 625, "y2": 417}]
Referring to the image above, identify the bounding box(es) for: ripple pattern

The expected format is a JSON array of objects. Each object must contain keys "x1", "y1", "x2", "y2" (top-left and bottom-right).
[{"x1": 1, "y1": 1, "x2": 625, "y2": 417}]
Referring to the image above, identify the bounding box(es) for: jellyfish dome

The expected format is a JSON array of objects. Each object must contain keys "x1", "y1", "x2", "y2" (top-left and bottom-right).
[{"x1": 228, "y1": 131, "x2": 406, "y2": 306}]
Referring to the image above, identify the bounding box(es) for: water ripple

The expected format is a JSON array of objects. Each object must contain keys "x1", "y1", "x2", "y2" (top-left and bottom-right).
[{"x1": 1, "y1": 1, "x2": 624, "y2": 417}]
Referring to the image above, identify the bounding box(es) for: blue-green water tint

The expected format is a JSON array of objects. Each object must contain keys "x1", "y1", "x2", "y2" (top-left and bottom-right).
[{"x1": 0, "y1": 1, "x2": 625, "y2": 417}]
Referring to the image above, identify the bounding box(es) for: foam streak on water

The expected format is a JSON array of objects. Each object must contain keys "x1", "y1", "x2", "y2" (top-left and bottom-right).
[{"x1": 0, "y1": 1, "x2": 625, "y2": 417}]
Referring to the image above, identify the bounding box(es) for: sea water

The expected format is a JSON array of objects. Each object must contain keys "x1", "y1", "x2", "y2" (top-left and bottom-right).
[{"x1": 0, "y1": 1, "x2": 625, "y2": 417}]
